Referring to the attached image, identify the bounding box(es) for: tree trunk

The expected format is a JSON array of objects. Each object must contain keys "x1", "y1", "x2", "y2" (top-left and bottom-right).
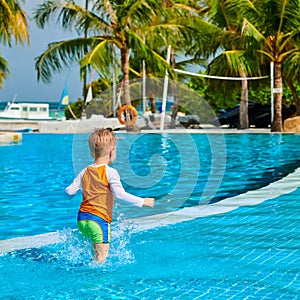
[
  {"x1": 121, "y1": 47, "x2": 137, "y2": 130},
  {"x1": 149, "y1": 93, "x2": 156, "y2": 113},
  {"x1": 170, "y1": 48, "x2": 178, "y2": 128},
  {"x1": 239, "y1": 71, "x2": 249, "y2": 129},
  {"x1": 287, "y1": 79, "x2": 300, "y2": 115},
  {"x1": 120, "y1": 47, "x2": 131, "y2": 106},
  {"x1": 271, "y1": 62, "x2": 283, "y2": 132},
  {"x1": 82, "y1": 0, "x2": 89, "y2": 116}
]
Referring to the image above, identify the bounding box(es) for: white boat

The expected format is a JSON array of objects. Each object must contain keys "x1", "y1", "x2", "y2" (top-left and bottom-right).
[{"x1": 0, "y1": 102, "x2": 54, "y2": 120}]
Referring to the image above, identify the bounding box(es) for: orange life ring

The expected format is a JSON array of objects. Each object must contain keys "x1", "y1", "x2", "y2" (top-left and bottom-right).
[{"x1": 117, "y1": 105, "x2": 138, "y2": 126}]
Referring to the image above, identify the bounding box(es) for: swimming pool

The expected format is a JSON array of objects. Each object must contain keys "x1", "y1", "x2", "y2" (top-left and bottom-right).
[{"x1": 0, "y1": 133, "x2": 299, "y2": 299}]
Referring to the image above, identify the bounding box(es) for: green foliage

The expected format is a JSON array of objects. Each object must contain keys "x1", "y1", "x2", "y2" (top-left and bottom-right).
[
  {"x1": 0, "y1": 0, "x2": 29, "y2": 46},
  {"x1": 33, "y1": 0, "x2": 300, "y2": 128},
  {"x1": 0, "y1": 0, "x2": 29, "y2": 88},
  {"x1": 64, "y1": 99, "x2": 83, "y2": 120},
  {"x1": 85, "y1": 99, "x2": 111, "y2": 118},
  {"x1": 87, "y1": 78, "x2": 111, "y2": 98},
  {"x1": 186, "y1": 75, "x2": 300, "y2": 113},
  {"x1": 33, "y1": 0, "x2": 193, "y2": 83},
  {"x1": 0, "y1": 55, "x2": 9, "y2": 89},
  {"x1": 248, "y1": 83, "x2": 300, "y2": 106},
  {"x1": 185, "y1": 75, "x2": 240, "y2": 112}
]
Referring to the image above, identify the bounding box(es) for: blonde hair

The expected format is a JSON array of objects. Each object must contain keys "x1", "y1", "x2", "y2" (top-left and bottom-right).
[{"x1": 89, "y1": 128, "x2": 117, "y2": 158}]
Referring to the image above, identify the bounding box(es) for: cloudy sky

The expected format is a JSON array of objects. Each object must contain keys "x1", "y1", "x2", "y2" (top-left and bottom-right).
[{"x1": 0, "y1": 0, "x2": 85, "y2": 103}]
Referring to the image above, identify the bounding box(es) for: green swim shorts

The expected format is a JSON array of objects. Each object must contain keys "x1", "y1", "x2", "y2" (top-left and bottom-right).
[{"x1": 77, "y1": 212, "x2": 111, "y2": 244}]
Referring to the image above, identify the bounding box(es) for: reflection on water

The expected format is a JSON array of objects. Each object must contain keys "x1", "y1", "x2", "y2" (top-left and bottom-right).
[
  {"x1": 1, "y1": 190, "x2": 299, "y2": 298},
  {"x1": 0, "y1": 133, "x2": 300, "y2": 298},
  {"x1": 1, "y1": 133, "x2": 300, "y2": 239}
]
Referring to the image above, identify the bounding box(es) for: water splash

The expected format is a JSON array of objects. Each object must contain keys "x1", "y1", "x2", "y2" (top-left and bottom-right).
[
  {"x1": 3, "y1": 221, "x2": 137, "y2": 272},
  {"x1": 108, "y1": 216, "x2": 136, "y2": 266}
]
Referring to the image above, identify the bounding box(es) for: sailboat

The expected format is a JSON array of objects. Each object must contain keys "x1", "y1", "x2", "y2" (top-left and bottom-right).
[{"x1": 56, "y1": 75, "x2": 78, "y2": 120}]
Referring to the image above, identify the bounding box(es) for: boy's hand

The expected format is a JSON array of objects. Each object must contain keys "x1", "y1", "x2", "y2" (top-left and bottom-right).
[{"x1": 143, "y1": 198, "x2": 155, "y2": 208}]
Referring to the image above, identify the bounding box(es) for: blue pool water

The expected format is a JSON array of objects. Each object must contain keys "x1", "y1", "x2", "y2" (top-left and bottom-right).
[{"x1": 0, "y1": 133, "x2": 299, "y2": 299}]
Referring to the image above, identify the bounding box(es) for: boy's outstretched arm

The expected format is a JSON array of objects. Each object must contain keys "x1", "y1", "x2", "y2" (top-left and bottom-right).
[
  {"x1": 108, "y1": 168, "x2": 155, "y2": 207},
  {"x1": 64, "y1": 169, "x2": 85, "y2": 199},
  {"x1": 143, "y1": 198, "x2": 155, "y2": 208}
]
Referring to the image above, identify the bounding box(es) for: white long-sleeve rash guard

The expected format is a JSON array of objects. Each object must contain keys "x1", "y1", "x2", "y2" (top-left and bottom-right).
[{"x1": 65, "y1": 164, "x2": 144, "y2": 207}]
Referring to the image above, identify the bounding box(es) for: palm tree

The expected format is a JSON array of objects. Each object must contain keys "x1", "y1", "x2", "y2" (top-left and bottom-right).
[
  {"x1": 34, "y1": 0, "x2": 187, "y2": 111},
  {"x1": 0, "y1": 0, "x2": 29, "y2": 88},
  {"x1": 193, "y1": 0, "x2": 262, "y2": 129},
  {"x1": 140, "y1": 1, "x2": 221, "y2": 126},
  {"x1": 236, "y1": 0, "x2": 300, "y2": 132}
]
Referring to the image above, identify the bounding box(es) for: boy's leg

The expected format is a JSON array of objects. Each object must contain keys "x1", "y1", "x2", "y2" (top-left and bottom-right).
[
  {"x1": 93, "y1": 243, "x2": 110, "y2": 262},
  {"x1": 77, "y1": 216, "x2": 111, "y2": 262}
]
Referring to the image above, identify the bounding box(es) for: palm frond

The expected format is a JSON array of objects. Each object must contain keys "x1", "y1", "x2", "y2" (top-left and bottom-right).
[
  {"x1": 225, "y1": 0, "x2": 257, "y2": 16},
  {"x1": 35, "y1": 37, "x2": 95, "y2": 82},
  {"x1": 278, "y1": 31, "x2": 300, "y2": 55},
  {"x1": 93, "y1": 0, "x2": 117, "y2": 26},
  {"x1": 0, "y1": 53, "x2": 9, "y2": 89},
  {"x1": 0, "y1": 0, "x2": 15, "y2": 45},
  {"x1": 119, "y1": 0, "x2": 155, "y2": 28},
  {"x1": 129, "y1": 67, "x2": 140, "y2": 77},
  {"x1": 277, "y1": 0, "x2": 289, "y2": 35},
  {"x1": 0, "y1": 0, "x2": 29, "y2": 46},
  {"x1": 127, "y1": 31, "x2": 174, "y2": 78},
  {"x1": 13, "y1": 9, "x2": 29, "y2": 44},
  {"x1": 278, "y1": 48, "x2": 300, "y2": 62},
  {"x1": 209, "y1": 49, "x2": 260, "y2": 77},
  {"x1": 282, "y1": 0, "x2": 300, "y2": 30},
  {"x1": 283, "y1": 51, "x2": 300, "y2": 81},
  {"x1": 80, "y1": 39, "x2": 118, "y2": 79},
  {"x1": 0, "y1": 53, "x2": 9, "y2": 74},
  {"x1": 34, "y1": 0, "x2": 110, "y2": 35},
  {"x1": 241, "y1": 18, "x2": 267, "y2": 45}
]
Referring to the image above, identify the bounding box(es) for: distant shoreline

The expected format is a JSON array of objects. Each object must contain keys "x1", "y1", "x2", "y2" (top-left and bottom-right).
[
  {"x1": 0, "y1": 101, "x2": 60, "y2": 111},
  {"x1": 0, "y1": 101, "x2": 66, "y2": 119}
]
